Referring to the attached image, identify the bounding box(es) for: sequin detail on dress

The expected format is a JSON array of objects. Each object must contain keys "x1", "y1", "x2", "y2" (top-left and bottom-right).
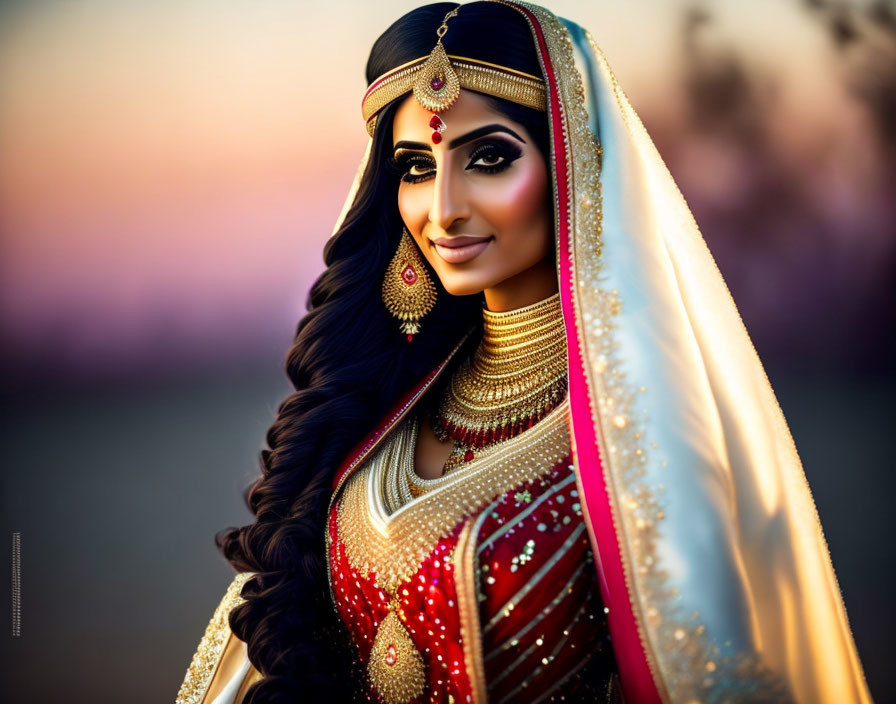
[{"x1": 327, "y1": 396, "x2": 618, "y2": 702}]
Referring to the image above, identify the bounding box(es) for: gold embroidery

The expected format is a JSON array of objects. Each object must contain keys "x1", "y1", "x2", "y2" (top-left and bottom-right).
[
  {"x1": 367, "y1": 607, "x2": 426, "y2": 704},
  {"x1": 176, "y1": 572, "x2": 254, "y2": 704},
  {"x1": 336, "y1": 397, "x2": 570, "y2": 593},
  {"x1": 325, "y1": 332, "x2": 473, "y2": 605},
  {"x1": 454, "y1": 516, "x2": 488, "y2": 704},
  {"x1": 335, "y1": 394, "x2": 569, "y2": 704}
]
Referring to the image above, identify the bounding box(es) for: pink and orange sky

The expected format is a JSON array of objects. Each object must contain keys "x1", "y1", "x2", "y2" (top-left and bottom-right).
[{"x1": 0, "y1": 0, "x2": 887, "y2": 380}]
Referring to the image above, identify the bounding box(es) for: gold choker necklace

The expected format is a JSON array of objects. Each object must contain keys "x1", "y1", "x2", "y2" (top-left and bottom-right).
[{"x1": 432, "y1": 292, "x2": 567, "y2": 468}]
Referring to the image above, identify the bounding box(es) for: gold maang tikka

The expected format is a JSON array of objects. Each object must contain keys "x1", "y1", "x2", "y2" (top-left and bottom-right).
[{"x1": 413, "y1": 7, "x2": 461, "y2": 143}]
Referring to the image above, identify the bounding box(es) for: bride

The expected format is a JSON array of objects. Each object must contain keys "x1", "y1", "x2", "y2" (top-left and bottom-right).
[{"x1": 177, "y1": 2, "x2": 871, "y2": 702}]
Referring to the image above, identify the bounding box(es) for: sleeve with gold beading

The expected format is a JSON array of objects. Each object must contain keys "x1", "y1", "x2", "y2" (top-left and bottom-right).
[{"x1": 175, "y1": 572, "x2": 262, "y2": 704}]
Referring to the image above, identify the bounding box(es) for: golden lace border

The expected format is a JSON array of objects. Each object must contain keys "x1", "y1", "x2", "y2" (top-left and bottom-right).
[
  {"x1": 176, "y1": 572, "x2": 254, "y2": 704},
  {"x1": 336, "y1": 398, "x2": 571, "y2": 591}
]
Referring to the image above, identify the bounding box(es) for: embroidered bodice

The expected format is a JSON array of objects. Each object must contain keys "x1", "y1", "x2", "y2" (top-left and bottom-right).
[{"x1": 326, "y1": 397, "x2": 619, "y2": 703}]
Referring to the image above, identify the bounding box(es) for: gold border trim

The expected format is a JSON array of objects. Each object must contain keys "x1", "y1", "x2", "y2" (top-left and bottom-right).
[
  {"x1": 176, "y1": 572, "x2": 254, "y2": 704},
  {"x1": 454, "y1": 516, "x2": 489, "y2": 704},
  {"x1": 336, "y1": 398, "x2": 570, "y2": 590},
  {"x1": 362, "y1": 54, "x2": 547, "y2": 136}
]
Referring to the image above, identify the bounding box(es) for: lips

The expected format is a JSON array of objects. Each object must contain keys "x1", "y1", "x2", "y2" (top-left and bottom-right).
[{"x1": 431, "y1": 235, "x2": 494, "y2": 264}]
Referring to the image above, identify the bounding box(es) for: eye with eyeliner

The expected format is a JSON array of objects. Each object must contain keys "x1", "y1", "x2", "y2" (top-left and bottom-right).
[
  {"x1": 389, "y1": 138, "x2": 524, "y2": 184},
  {"x1": 389, "y1": 152, "x2": 436, "y2": 183},
  {"x1": 466, "y1": 139, "x2": 523, "y2": 174}
]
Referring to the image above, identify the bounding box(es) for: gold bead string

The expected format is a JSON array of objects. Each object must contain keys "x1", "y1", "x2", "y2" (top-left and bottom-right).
[{"x1": 433, "y1": 292, "x2": 568, "y2": 448}]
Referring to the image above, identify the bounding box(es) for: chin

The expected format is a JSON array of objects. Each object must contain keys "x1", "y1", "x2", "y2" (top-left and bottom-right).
[
  {"x1": 440, "y1": 280, "x2": 488, "y2": 297},
  {"x1": 437, "y1": 271, "x2": 497, "y2": 297}
]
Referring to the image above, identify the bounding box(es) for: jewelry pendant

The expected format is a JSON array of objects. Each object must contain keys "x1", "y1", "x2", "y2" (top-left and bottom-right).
[
  {"x1": 413, "y1": 40, "x2": 460, "y2": 114},
  {"x1": 382, "y1": 229, "x2": 437, "y2": 342},
  {"x1": 367, "y1": 600, "x2": 425, "y2": 704}
]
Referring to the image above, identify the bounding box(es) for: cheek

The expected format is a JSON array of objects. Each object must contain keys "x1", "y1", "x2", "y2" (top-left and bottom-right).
[
  {"x1": 397, "y1": 185, "x2": 430, "y2": 232},
  {"x1": 480, "y1": 162, "x2": 549, "y2": 231},
  {"x1": 397, "y1": 185, "x2": 440, "y2": 270}
]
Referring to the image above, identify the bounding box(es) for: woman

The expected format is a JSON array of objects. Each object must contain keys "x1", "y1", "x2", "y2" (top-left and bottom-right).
[{"x1": 176, "y1": 2, "x2": 871, "y2": 703}]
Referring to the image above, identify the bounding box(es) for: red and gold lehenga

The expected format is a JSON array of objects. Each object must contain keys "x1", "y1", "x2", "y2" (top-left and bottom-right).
[
  {"x1": 326, "y1": 293, "x2": 620, "y2": 703},
  {"x1": 178, "y1": 2, "x2": 872, "y2": 703}
]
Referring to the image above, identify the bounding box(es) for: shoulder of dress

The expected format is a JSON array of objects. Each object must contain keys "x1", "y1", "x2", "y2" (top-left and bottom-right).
[
  {"x1": 175, "y1": 572, "x2": 255, "y2": 704},
  {"x1": 330, "y1": 329, "x2": 476, "y2": 493}
]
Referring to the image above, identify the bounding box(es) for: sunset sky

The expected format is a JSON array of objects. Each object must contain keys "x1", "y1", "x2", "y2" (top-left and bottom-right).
[{"x1": 0, "y1": 0, "x2": 885, "y2": 380}]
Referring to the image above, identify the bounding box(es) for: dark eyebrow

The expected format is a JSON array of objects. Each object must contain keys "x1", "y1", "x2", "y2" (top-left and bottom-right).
[
  {"x1": 448, "y1": 124, "x2": 526, "y2": 149},
  {"x1": 393, "y1": 124, "x2": 527, "y2": 154}
]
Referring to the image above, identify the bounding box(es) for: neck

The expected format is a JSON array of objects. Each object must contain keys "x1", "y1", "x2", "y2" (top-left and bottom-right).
[{"x1": 482, "y1": 254, "x2": 559, "y2": 312}]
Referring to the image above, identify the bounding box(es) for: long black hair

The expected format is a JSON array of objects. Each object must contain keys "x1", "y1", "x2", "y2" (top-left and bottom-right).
[{"x1": 214, "y1": 3, "x2": 551, "y2": 701}]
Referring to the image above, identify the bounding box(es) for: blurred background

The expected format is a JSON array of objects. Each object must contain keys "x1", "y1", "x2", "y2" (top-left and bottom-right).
[{"x1": 1, "y1": 0, "x2": 892, "y2": 700}]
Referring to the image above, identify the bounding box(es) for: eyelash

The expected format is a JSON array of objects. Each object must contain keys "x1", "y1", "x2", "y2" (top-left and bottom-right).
[{"x1": 388, "y1": 141, "x2": 523, "y2": 184}]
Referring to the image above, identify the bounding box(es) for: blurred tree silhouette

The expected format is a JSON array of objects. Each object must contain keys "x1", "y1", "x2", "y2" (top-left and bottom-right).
[{"x1": 645, "y1": 2, "x2": 895, "y2": 376}]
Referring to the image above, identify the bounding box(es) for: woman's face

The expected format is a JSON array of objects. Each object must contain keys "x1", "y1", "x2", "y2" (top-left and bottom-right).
[{"x1": 391, "y1": 89, "x2": 553, "y2": 298}]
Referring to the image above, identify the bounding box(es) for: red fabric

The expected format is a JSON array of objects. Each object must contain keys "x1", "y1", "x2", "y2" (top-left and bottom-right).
[
  {"x1": 328, "y1": 454, "x2": 613, "y2": 703},
  {"x1": 476, "y1": 456, "x2": 609, "y2": 702},
  {"x1": 328, "y1": 511, "x2": 472, "y2": 704}
]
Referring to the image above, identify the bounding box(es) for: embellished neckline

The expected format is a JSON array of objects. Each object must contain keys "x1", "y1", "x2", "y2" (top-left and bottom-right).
[
  {"x1": 385, "y1": 395, "x2": 570, "y2": 515},
  {"x1": 334, "y1": 395, "x2": 571, "y2": 591}
]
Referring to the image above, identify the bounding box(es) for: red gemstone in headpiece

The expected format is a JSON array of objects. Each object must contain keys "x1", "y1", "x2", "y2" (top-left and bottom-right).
[
  {"x1": 430, "y1": 76, "x2": 445, "y2": 91},
  {"x1": 401, "y1": 264, "x2": 417, "y2": 284},
  {"x1": 385, "y1": 643, "x2": 398, "y2": 666},
  {"x1": 431, "y1": 132, "x2": 442, "y2": 144},
  {"x1": 429, "y1": 115, "x2": 443, "y2": 129}
]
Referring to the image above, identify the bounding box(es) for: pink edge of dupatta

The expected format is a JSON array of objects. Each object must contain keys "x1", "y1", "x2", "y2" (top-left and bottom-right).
[
  {"x1": 507, "y1": 3, "x2": 663, "y2": 701},
  {"x1": 330, "y1": 332, "x2": 471, "y2": 493}
]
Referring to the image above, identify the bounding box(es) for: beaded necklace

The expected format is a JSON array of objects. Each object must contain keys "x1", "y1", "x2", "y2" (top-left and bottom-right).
[{"x1": 429, "y1": 292, "x2": 568, "y2": 475}]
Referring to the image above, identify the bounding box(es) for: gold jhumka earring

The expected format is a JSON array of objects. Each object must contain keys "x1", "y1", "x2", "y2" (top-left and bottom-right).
[{"x1": 381, "y1": 229, "x2": 437, "y2": 342}]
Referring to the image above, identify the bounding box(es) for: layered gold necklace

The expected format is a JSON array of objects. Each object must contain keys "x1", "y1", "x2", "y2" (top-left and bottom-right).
[{"x1": 430, "y1": 292, "x2": 568, "y2": 473}]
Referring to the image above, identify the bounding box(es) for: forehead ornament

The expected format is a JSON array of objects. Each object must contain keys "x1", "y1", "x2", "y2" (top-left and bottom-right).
[
  {"x1": 413, "y1": 8, "x2": 461, "y2": 143},
  {"x1": 361, "y1": 6, "x2": 547, "y2": 138}
]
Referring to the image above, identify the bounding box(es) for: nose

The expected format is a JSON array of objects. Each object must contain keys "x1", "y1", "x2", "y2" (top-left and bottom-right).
[{"x1": 429, "y1": 160, "x2": 470, "y2": 232}]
